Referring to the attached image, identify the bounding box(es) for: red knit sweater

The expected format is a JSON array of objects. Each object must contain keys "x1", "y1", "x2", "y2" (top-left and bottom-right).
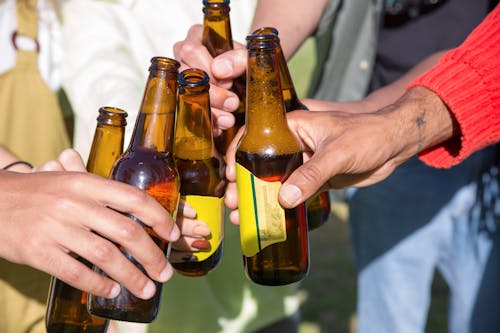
[{"x1": 408, "y1": 4, "x2": 500, "y2": 168}]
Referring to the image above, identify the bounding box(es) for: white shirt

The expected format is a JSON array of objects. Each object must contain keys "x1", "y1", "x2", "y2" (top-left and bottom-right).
[{"x1": 61, "y1": 0, "x2": 256, "y2": 161}]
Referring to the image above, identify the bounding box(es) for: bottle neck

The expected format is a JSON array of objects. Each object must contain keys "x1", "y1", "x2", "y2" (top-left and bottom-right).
[
  {"x1": 245, "y1": 46, "x2": 287, "y2": 133},
  {"x1": 174, "y1": 84, "x2": 214, "y2": 160},
  {"x1": 239, "y1": 36, "x2": 301, "y2": 155},
  {"x1": 202, "y1": 5, "x2": 233, "y2": 56},
  {"x1": 87, "y1": 124, "x2": 125, "y2": 177},
  {"x1": 129, "y1": 69, "x2": 177, "y2": 153},
  {"x1": 277, "y1": 45, "x2": 307, "y2": 112},
  {"x1": 87, "y1": 108, "x2": 127, "y2": 178}
]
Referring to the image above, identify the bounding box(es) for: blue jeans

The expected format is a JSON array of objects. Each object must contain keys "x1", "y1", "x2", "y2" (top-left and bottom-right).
[{"x1": 347, "y1": 150, "x2": 498, "y2": 333}]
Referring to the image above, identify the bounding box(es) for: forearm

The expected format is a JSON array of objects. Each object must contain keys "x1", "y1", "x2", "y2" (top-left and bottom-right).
[
  {"x1": 384, "y1": 86, "x2": 459, "y2": 160},
  {"x1": 410, "y1": 5, "x2": 500, "y2": 167},
  {"x1": 303, "y1": 51, "x2": 447, "y2": 114},
  {"x1": 251, "y1": 0, "x2": 328, "y2": 59},
  {"x1": 364, "y1": 51, "x2": 446, "y2": 111}
]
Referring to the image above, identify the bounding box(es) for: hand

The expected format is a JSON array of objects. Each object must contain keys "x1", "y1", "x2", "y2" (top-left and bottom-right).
[
  {"x1": 0, "y1": 149, "x2": 180, "y2": 300},
  {"x1": 225, "y1": 87, "x2": 456, "y2": 222},
  {"x1": 173, "y1": 24, "x2": 247, "y2": 137},
  {"x1": 169, "y1": 199, "x2": 212, "y2": 263}
]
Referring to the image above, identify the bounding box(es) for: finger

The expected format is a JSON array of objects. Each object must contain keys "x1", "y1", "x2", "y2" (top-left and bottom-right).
[
  {"x1": 176, "y1": 216, "x2": 211, "y2": 238},
  {"x1": 57, "y1": 149, "x2": 86, "y2": 172},
  {"x1": 279, "y1": 151, "x2": 340, "y2": 209},
  {"x1": 211, "y1": 48, "x2": 247, "y2": 80},
  {"x1": 31, "y1": 246, "x2": 121, "y2": 299},
  {"x1": 67, "y1": 173, "x2": 180, "y2": 242},
  {"x1": 67, "y1": 203, "x2": 172, "y2": 286},
  {"x1": 209, "y1": 84, "x2": 240, "y2": 112},
  {"x1": 211, "y1": 108, "x2": 234, "y2": 133},
  {"x1": 223, "y1": 182, "x2": 238, "y2": 209},
  {"x1": 225, "y1": 126, "x2": 245, "y2": 182},
  {"x1": 229, "y1": 209, "x2": 240, "y2": 226},
  {"x1": 173, "y1": 26, "x2": 211, "y2": 71},
  {"x1": 177, "y1": 199, "x2": 197, "y2": 219},
  {"x1": 57, "y1": 223, "x2": 166, "y2": 299},
  {"x1": 34, "y1": 160, "x2": 65, "y2": 172},
  {"x1": 171, "y1": 236, "x2": 211, "y2": 252}
]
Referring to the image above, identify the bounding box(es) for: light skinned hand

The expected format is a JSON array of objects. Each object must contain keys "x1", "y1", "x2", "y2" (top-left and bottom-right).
[
  {"x1": 0, "y1": 149, "x2": 181, "y2": 300},
  {"x1": 169, "y1": 199, "x2": 212, "y2": 263},
  {"x1": 173, "y1": 24, "x2": 247, "y2": 136}
]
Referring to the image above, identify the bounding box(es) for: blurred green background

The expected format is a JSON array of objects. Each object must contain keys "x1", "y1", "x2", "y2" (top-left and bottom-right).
[{"x1": 287, "y1": 39, "x2": 449, "y2": 333}]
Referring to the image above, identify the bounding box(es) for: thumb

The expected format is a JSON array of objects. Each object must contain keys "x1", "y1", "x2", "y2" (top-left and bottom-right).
[
  {"x1": 279, "y1": 152, "x2": 333, "y2": 208},
  {"x1": 211, "y1": 48, "x2": 247, "y2": 80}
]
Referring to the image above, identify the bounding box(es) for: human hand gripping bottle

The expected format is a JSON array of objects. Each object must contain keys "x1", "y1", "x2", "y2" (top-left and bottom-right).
[
  {"x1": 202, "y1": 0, "x2": 246, "y2": 156},
  {"x1": 235, "y1": 33, "x2": 310, "y2": 286},
  {"x1": 252, "y1": 27, "x2": 332, "y2": 231},
  {"x1": 172, "y1": 68, "x2": 227, "y2": 276},
  {"x1": 45, "y1": 106, "x2": 127, "y2": 333},
  {"x1": 88, "y1": 57, "x2": 180, "y2": 323}
]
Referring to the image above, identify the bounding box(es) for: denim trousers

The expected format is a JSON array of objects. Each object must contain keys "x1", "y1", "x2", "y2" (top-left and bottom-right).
[{"x1": 347, "y1": 150, "x2": 499, "y2": 333}]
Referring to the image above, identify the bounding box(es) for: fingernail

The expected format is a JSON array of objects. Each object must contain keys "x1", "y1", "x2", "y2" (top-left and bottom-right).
[
  {"x1": 223, "y1": 97, "x2": 240, "y2": 111},
  {"x1": 214, "y1": 59, "x2": 233, "y2": 76},
  {"x1": 159, "y1": 264, "x2": 173, "y2": 282},
  {"x1": 170, "y1": 225, "x2": 180, "y2": 241},
  {"x1": 109, "y1": 283, "x2": 121, "y2": 298},
  {"x1": 218, "y1": 115, "x2": 234, "y2": 129},
  {"x1": 142, "y1": 280, "x2": 156, "y2": 299},
  {"x1": 192, "y1": 239, "x2": 211, "y2": 250},
  {"x1": 183, "y1": 203, "x2": 197, "y2": 218},
  {"x1": 279, "y1": 184, "x2": 302, "y2": 207},
  {"x1": 194, "y1": 223, "x2": 211, "y2": 236}
]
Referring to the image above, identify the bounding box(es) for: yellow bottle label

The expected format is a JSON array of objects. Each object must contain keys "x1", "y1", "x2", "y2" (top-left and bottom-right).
[
  {"x1": 235, "y1": 163, "x2": 287, "y2": 256},
  {"x1": 183, "y1": 195, "x2": 224, "y2": 261}
]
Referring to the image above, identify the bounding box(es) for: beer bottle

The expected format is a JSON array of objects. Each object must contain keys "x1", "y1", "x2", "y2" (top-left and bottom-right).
[
  {"x1": 172, "y1": 68, "x2": 227, "y2": 276},
  {"x1": 45, "y1": 106, "x2": 127, "y2": 333},
  {"x1": 88, "y1": 57, "x2": 181, "y2": 323},
  {"x1": 202, "y1": 0, "x2": 246, "y2": 156},
  {"x1": 235, "y1": 33, "x2": 309, "y2": 286},
  {"x1": 252, "y1": 27, "x2": 332, "y2": 231}
]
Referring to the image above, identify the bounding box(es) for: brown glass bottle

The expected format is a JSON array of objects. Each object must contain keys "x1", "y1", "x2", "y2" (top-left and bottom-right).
[
  {"x1": 202, "y1": 0, "x2": 246, "y2": 156},
  {"x1": 235, "y1": 33, "x2": 309, "y2": 286},
  {"x1": 45, "y1": 106, "x2": 127, "y2": 333},
  {"x1": 252, "y1": 27, "x2": 332, "y2": 231},
  {"x1": 172, "y1": 68, "x2": 227, "y2": 276},
  {"x1": 88, "y1": 57, "x2": 181, "y2": 323}
]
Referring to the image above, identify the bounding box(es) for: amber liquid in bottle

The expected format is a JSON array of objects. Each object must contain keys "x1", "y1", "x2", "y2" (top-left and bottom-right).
[
  {"x1": 172, "y1": 68, "x2": 227, "y2": 276},
  {"x1": 88, "y1": 58, "x2": 180, "y2": 323},
  {"x1": 253, "y1": 27, "x2": 332, "y2": 230},
  {"x1": 236, "y1": 33, "x2": 309, "y2": 286},
  {"x1": 45, "y1": 106, "x2": 127, "y2": 333},
  {"x1": 202, "y1": 0, "x2": 246, "y2": 155},
  {"x1": 237, "y1": 151, "x2": 309, "y2": 285}
]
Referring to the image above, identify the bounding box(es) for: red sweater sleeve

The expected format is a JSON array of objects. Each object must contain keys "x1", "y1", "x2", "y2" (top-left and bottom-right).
[{"x1": 408, "y1": 5, "x2": 500, "y2": 168}]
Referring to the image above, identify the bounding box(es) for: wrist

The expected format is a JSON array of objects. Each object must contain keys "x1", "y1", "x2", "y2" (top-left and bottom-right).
[
  {"x1": 380, "y1": 86, "x2": 458, "y2": 161},
  {"x1": 2, "y1": 160, "x2": 34, "y2": 173}
]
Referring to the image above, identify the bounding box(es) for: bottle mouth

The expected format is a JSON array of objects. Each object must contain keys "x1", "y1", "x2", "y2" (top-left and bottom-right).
[
  {"x1": 251, "y1": 27, "x2": 279, "y2": 36},
  {"x1": 246, "y1": 34, "x2": 279, "y2": 50},
  {"x1": 178, "y1": 68, "x2": 210, "y2": 88},
  {"x1": 203, "y1": 0, "x2": 230, "y2": 6},
  {"x1": 98, "y1": 106, "x2": 128, "y2": 126},
  {"x1": 150, "y1": 57, "x2": 180, "y2": 71}
]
